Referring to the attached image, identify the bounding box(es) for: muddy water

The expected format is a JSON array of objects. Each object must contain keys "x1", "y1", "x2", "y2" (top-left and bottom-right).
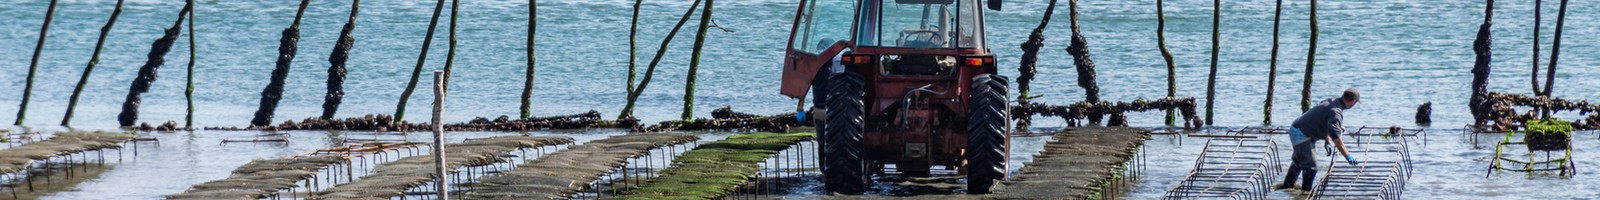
[{"x1": 2, "y1": 0, "x2": 1599, "y2": 199}]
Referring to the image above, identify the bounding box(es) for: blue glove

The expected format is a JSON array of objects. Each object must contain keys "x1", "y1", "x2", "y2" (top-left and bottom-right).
[
  {"x1": 1344, "y1": 155, "x2": 1359, "y2": 165},
  {"x1": 797, "y1": 111, "x2": 807, "y2": 122}
]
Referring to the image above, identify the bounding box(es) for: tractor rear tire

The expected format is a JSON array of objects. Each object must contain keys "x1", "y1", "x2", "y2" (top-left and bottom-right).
[
  {"x1": 823, "y1": 71, "x2": 869, "y2": 195},
  {"x1": 966, "y1": 74, "x2": 1010, "y2": 194}
]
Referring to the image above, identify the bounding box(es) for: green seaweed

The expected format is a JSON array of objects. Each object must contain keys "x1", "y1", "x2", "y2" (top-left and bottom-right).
[
  {"x1": 620, "y1": 132, "x2": 813, "y2": 200},
  {"x1": 1526, "y1": 119, "x2": 1573, "y2": 137}
]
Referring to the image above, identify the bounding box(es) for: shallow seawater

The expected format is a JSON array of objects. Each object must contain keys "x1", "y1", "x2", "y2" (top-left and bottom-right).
[{"x1": 1, "y1": 0, "x2": 1599, "y2": 199}]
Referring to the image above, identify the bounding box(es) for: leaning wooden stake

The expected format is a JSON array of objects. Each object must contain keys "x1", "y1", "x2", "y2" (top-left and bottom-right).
[
  {"x1": 1530, "y1": 0, "x2": 1541, "y2": 95},
  {"x1": 430, "y1": 70, "x2": 447, "y2": 200},
  {"x1": 64, "y1": 0, "x2": 124, "y2": 126},
  {"x1": 621, "y1": 0, "x2": 704, "y2": 119},
  {"x1": 17, "y1": 0, "x2": 59, "y2": 126},
  {"x1": 394, "y1": 0, "x2": 448, "y2": 122},
  {"x1": 1264, "y1": 0, "x2": 1283, "y2": 125},
  {"x1": 521, "y1": 0, "x2": 538, "y2": 119},
  {"x1": 1065, "y1": 0, "x2": 1101, "y2": 123},
  {"x1": 1157, "y1": 0, "x2": 1176, "y2": 126},
  {"x1": 251, "y1": 0, "x2": 312, "y2": 127},
  {"x1": 1541, "y1": 0, "x2": 1567, "y2": 119},
  {"x1": 1468, "y1": 0, "x2": 1494, "y2": 125},
  {"x1": 322, "y1": 0, "x2": 362, "y2": 120},
  {"x1": 682, "y1": 0, "x2": 715, "y2": 121},
  {"x1": 443, "y1": 0, "x2": 461, "y2": 93},
  {"x1": 1205, "y1": 0, "x2": 1220, "y2": 125},
  {"x1": 185, "y1": 0, "x2": 196, "y2": 129},
  {"x1": 1015, "y1": 0, "x2": 1057, "y2": 130},
  {"x1": 1301, "y1": 0, "x2": 1318, "y2": 112},
  {"x1": 119, "y1": 2, "x2": 193, "y2": 127},
  {"x1": 1018, "y1": 0, "x2": 1057, "y2": 103}
]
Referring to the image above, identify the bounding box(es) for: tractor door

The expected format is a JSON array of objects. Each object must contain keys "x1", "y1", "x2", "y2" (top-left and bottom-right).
[{"x1": 781, "y1": 0, "x2": 856, "y2": 98}]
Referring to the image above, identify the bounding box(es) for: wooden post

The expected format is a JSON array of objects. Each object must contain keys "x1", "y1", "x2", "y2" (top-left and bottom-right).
[
  {"x1": 322, "y1": 0, "x2": 362, "y2": 120},
  {"x1": 1265, "y1": 0, "x2": 1282, "y2": 125},
  {"x1": 1531, "y1": 0, "x2": 1541, "y2": 95},
  {"x1": 251, "y1": 0, "x2": 311, "y2": 127},
  {"x1": 1301, "y1": 0, "x2": 1319, "y2": 112},
  {"x1": 65, "y1": 0, "x2": 124, "y2": 126},
  {"x1": 1018, "y1": 0, "x2": 1057, "y2": 103},
  {"x1": 119, "y1": 2, "x2": 193, "y2": 127},
  {"x1": 625, "y1": 0, "x2": 642, "y2": 118},
  {"x1": 1542, "y1": 0, "x2": 1567, "y2": 119},
  {"x1": 17, "y1": 0, "x2": 59, "y2": 126},
  {"x1": 185, "y1": 0, "x2": 196, "y2": 129},
  {"x1": 684, "y1": 0, "x2": 715, "y2": 121},
  {"x1": 395, "y1": 0, "x2": 449, "y2": 122},
  {"x1": 1066, "y1": 0, "x2": 1101, "y2": 124},
  {"x1": 443, "y1": 0, "x2": 460, "y2": 93},
  {"x1": 1468, "y1": 0, "x2": 1493, "y2": 125},
  {"x1": 622, "y1": 0, "x2": 704, "y2": 119},
  {"x1": 430, "y1": 70, "x2": 447, "y2": 200},
  {"x1": 1205, "y1": 0, "x2": 1220, "y2": 125},
  {"x1": 1157, "y1": 0, "x2": 1176, "y2": 126},
  {"x1": 521, "y1": 0, "x2": 538, "y2": 119}
]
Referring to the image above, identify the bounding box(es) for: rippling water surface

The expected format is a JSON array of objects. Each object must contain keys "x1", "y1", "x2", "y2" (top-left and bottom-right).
[{"x1": 2, "y1": 0, "x2": 1599, "y2": 199}]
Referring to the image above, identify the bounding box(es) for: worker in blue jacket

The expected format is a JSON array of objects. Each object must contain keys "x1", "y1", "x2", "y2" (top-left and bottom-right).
[{"x1": 1276, "y1": 88, "x2": 1362, "y2": 190}]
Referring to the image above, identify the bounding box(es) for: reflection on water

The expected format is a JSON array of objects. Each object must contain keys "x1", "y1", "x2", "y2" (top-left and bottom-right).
[{"x1": 3, "y1": 163, "x2": 115, "y2": 200}]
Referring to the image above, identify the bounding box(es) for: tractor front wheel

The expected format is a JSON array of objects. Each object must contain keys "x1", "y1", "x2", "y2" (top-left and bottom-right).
[
  {"x1": 966, "y1": 74, "x2": 1010, "y2": 194},
  {"x1": 823, "y1": 71, "x2": 869, "y2": 195}
]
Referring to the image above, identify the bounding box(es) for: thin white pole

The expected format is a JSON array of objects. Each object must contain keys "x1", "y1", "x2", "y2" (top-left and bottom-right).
[{"x1": 431, "y1": 70, "x2": 448, "y2": 199}]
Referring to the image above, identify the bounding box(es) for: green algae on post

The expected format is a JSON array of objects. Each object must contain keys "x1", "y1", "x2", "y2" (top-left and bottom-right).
[
  {"x1": 521, "y1": 0, "x2": 538, "y2": 119},
  {"x1": 683, "y1": 0, "x2": 715, "y2": 121},
  {"x1": 64, "y1": 0, "x2": 126, "y2": 126},
  {"x1": 625, "y1": 0, "x2": 642, "y2": 119},
  {"x1": 442, "y1": 0, "x2": 460, "y2": 92},
  {"x1": 621, "y1": 132, "x2": 813, "y2": 199},
  {"x1": 184, "y1": 0, "x2": 197, "y2": 129},
  {"x1": 1157, "y1": 0, "x2": 1176, "y2": 126}
]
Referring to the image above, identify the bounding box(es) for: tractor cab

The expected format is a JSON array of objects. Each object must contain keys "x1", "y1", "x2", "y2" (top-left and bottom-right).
[
  {"x1": 781, "y1": 0, "x2": 999, "y2": 98},
  {"x1": 781, "y1": 0, "x2": 1009, "y2": 195}
]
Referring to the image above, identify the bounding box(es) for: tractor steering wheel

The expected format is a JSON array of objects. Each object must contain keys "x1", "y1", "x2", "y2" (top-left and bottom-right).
[{"x1": 899, "y1": 30, "x2": 945, "y2": 48}]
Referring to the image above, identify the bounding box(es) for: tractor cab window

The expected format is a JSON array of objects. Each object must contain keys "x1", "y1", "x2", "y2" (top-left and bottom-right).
[
  {"x1": 855, "y1": 0, "x2": 984, "y2": 49},
  {"x1": 789, "y1": 0, "x2": 855, "y2": 55}
]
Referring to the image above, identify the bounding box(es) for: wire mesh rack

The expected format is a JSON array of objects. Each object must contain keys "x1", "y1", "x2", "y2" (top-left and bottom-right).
[
  {"x1": 1309, "y1": 128, "x2": 1414, "y2": 200},
  {"x1": 1164, "y1": 138, "x2": 1281, "y2": 200}
]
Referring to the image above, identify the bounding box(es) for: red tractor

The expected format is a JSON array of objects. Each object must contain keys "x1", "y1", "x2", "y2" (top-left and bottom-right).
[{"x1": 781, "y1": 0, "x2": 1008, "y2": 194}]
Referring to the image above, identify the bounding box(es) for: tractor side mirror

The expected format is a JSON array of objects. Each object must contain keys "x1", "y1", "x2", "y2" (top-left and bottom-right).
[{"x1": 987, "y1": 0, "x2": 1001, "y2": 11}]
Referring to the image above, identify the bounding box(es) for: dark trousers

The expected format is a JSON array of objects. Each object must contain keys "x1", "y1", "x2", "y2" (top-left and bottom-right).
[
  {"x1": 1279, "y1": 138, "x2": 1320, "y2": 189},
  {"x1": 1290, "y1": 139, "x2": 1317, "y2": 171}
]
